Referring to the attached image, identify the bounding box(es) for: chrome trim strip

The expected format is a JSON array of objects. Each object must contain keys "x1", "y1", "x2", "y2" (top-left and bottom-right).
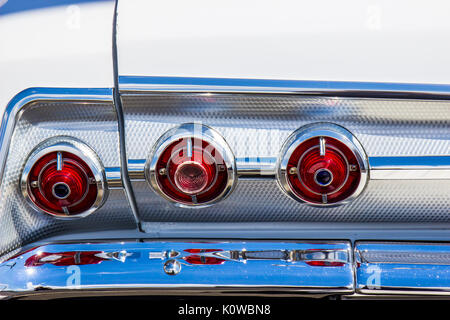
[
  {"x1": 112, "y1": 0, "x2": 142, "y2": 231},
  {"x1": 355, "y1": 242, "x2": 450, "y2": 295},
  {"x1": 370, "y1": 156, "x2": 450, "y2": 169},
  {"x1": 370, "y1": 156, "x2": 450, "y2": 180},
  {"x1": 119, "y1": 75, "x2": 450, "y2": 99},
  {"x1": 128, "y1": 159, "x2": 146, "y2": 180},
  {"x1": 123, "y1": 157, "x2": 279, "y2": 180},
  {"x1": 0, "y1": 240, "x2": 354, "y2": 299},
  {"x1": 235, "y1": 157, "x2": 278, "y2": 177},
  {"x1": 118, "y1": 155, "x2": 450, "y2": 181},
  {"x1": 105, "y1": 167, "x2": 123, "y2": 188},
  {"x1": 370, "y1": 169, "x2": 450, "y2": 180}
]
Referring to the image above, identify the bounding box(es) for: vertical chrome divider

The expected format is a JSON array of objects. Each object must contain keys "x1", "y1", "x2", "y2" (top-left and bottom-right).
[{"x1": 112, "y1": 0, "x2": 142, "y2": 231}]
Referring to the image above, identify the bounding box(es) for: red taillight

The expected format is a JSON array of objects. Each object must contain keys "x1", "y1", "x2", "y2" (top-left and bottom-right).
[
  {"x1": 21, "y1": 138, "x2": 107, "y2": 218},
  {"x1": 287, "y1": 136, "x2": 360, "y2": 204},
  {"x1": 278, "y1": 123, "x2": 368, "y2": 206},
  {"x1": 154, "y1": 137, "x2": 229, "y2": 205},
  {"x1": 148, "y1": 124, "x2": 236, "y2": 207},
  {"x1": 26, "y1": 151, "x2": 97, "y2": 215}
]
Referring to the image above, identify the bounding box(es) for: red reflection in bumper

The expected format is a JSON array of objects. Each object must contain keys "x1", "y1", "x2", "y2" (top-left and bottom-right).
[{"x1": 25, "y1": 251, "x2": 109, "y2": 267}]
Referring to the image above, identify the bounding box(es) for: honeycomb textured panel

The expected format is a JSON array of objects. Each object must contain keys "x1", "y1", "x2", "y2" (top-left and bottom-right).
[
  {"x1": 133, "y1": 180, "x2": 450, "y2": 223},
  {"x1": 0, "y1": 101, "x2": 136, "y2": 258},
  {"x1": 122, "y1": 94, "x2": 450, "y2": 223},
  {"x1": 123, "y1": 94, "x2": 450, "y2": 158},
  {"x1": 359, "y1": 250, "x2": 450, "y2": 264}
]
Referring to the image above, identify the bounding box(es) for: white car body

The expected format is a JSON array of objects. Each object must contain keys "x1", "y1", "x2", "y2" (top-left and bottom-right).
[{"x1": 2, "y1": 0, "x2": 450, "y2": 114}]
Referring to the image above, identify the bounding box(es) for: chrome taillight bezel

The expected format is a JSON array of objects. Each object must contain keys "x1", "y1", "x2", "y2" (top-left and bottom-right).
[
  {"x1": 20, "y1": 136, "x2": 108, "y2": 219},
  {"x1": 146, "y1": 123, "x2": 237, "y2": 208},
  {"x1": 277, "y1": 123, "x2": 369, "y2": 207}
]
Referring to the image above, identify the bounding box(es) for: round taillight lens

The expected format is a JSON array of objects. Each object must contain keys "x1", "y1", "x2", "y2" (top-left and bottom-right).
[
  {"x1": 174, "y1": 161, "x2": 209, "y2": 194},
  {"x1": 278, "y1": 123, "x2": 368, "y2": 206},
  {"x1": 21, "y1": 138, "x2": 107, "y2": 218},
  {"x1": 148, "y1": 124, "x2": 236, "y2": 207}
]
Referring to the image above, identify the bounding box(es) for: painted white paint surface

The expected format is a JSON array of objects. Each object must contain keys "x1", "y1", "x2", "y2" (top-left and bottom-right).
[
  {"x1": 117, "y1": 0, "x2": 450, "y2": 84},
  {"x1": 2, "y1": 0, "x2": 450, "y2": 116},
  {"x1": 0, "y1": 1, "x2": 115, "y2": 113}
]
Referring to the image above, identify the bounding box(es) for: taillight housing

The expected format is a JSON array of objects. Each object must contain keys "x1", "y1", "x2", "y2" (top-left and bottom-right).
[
  {"x1": 21, "y1": 137, "x2": 107, "y2": 218},
  {"x1": 277, "y1": 123, "x2": 368, "y2": 206},
  {"x1": 147, "y1": 123, "x2": 236, "y2": 207}
]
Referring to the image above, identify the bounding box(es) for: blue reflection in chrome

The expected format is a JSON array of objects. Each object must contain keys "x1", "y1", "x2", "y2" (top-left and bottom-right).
[
  {"x1": 0, "y1": 241, "x2": 353, "y2": 293},
  {"x1": 119, "y1": 75, "x2": 450, "y2": 95},
  {"x1": 370, "y1": 156, "x2": 450, "y2": 169},
  {"x1": 356, "y1": 242, "x2": 450, "y2": 292}
]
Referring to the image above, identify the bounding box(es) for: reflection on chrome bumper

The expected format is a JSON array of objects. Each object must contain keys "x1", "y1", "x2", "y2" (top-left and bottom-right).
[
  {"x1": 0, "y1": 241, "x2": 354, "y2": 299},
  {"x1": 355, "y1": 242, "x2": 450, "y2": 295},
  {"x1": 2, "y1": 240, "x2": 450, "y2": 299}
]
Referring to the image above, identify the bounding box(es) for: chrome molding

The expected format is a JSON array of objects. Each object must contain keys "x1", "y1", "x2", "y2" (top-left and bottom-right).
[
  {"x1": 235, "y1": 156, "x2": 278, "y2": 177},
  {"x1": 355, "y1": 242, "x2": 450, "y2": 295},
  {"x1": 105, "y1": 167, "x2": 123, "y2": 188},
  {"x1": 119, "y1": 76, "x2": 450, "y2": 99},
  {"x1": 0, "y1": 240, "x2": 354, "y2": 299},
  {"x1": 369, "y1": 156, "x2": 450, "y2": 180},
  {"x1": 128, "y1": 159, "x2": 146, "y2": 180},
  {"x1": 118, "y1": 155, "x2": 450, "y2": 181}
]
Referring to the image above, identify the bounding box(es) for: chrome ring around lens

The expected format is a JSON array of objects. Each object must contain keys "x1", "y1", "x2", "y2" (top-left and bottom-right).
[
  {"x1": 277, "y1": 122, "x2": 369, "y2": 207},
  {"x1": 146, "y1": 123, "x2": 237, "y2": 208},
  {"x1": 20, "y1": 136, "x2": 108, "y2": 219}
]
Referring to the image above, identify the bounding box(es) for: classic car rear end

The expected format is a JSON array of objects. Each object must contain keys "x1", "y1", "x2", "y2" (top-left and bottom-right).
[{"x1": 0, "y1": 0, "x2": 449, "y2": 300}]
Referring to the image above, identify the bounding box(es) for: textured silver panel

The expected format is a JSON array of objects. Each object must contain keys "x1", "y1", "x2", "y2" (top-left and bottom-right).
[
  {"x1": 123, "y1": 94, "x2": 450, "y2": 158},
  {"x1": 359, "y1": 250, "x2": 450, "y2": 265},
  {"x1": 0, "y1": 101, "x2": 135, "y2": 258},
  {"x1": 16, "y1": 102, "x2": 121, "y2": 167},
  {"x1": 133, "y1": 179, "x2": 450, "y2": 223},
  {"x1": 122, "y1": 94, "x2": 450, "y2": 223}
]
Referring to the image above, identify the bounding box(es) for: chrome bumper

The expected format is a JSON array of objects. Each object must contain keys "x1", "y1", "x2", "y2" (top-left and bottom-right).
[
  {"x1": 0, "y1": 240, "x2": 449, "y2": 299},
  {"x1": 355, "y1": 242, "x2": 450, "y2": 296}
]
